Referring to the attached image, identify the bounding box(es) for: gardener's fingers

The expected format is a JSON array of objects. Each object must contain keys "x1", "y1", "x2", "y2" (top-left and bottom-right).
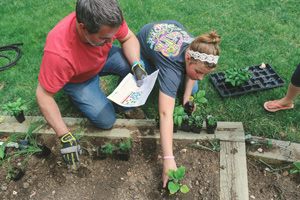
[
  {"x1": 162, "y1": 159, "x2": 177, "y2": 188},
  {"x1": 162, "y1": 172, "x2": 169, "y2": 188}
]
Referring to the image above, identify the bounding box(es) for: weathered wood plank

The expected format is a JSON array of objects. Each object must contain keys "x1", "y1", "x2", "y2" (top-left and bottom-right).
[
  {"x1": 0, "y1": 115, "x2": 245, "y2": 141},
  {"x1": 220, "y1": 141, "x2": 249, "y2": 200}
]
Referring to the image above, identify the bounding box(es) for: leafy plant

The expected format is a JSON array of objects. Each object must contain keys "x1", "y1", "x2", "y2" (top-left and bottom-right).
[
  {"x1": 190, "y1": 135, "x2": 221, "y2": 152},
  {"x1": 192, "y1": 90, "x2": 207, "y2": 106},
  {"x1": 0, "y1": 119, "x2": 46, "y2": 179},
  {"x1": 1, "y1": 98, "x2": 29, "y2": 116},
  {"x1": 207, "y1": 115, "x2": 217, "y2": 126},
  {"x1": 290, "y1": 162, "x2": 300, "y2": 174},
  {"x1": 188, "y1": 116, "x2": 194, "y2": 126},
  {"x1": 119, "y1": 138, "x2": 132, "y2": 151},
  {"x1": 100, "y1": 141, "x2": 118, "y2": 154},
  {"x1": 173, "y1": 106, "x2": 187, "y2": 126},
  {"x1": 194, "y1": 115, "x2": 204, "y2": 127},
  {"x1": 223, "y1": 67, "x2": 252, "y2": 87},
  {"x1": 167, "y1": 166, "x2": 189, "y2": 194},
  {"x1": 259, "y1": 159, "x2": 292, "y2": 174}
]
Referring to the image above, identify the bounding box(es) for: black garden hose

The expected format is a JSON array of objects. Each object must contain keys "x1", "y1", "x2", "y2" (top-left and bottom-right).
[{"x1": 0, "y1": 42, "x2": 23, "y2": 71}]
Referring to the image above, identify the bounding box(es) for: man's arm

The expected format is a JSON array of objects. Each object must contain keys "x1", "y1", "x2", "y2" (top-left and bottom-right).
[
  {"x1": 119, "y1": 28, "x2": 147, "y2": 87},
  {"x1": 36, "y1": 82, "x2": 68, "y2": 137},
  {"x1": 118, "y1": 28, "x2": 141, "y2": 65}
]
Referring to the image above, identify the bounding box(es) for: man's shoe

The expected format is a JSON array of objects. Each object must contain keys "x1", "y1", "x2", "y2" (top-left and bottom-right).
[{"x1": 123, "y1": 108, "x2": 147, "y2": 119}]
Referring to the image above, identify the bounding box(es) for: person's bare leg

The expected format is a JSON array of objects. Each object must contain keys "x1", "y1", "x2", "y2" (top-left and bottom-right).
[{"x1": 265, "y1": 83, "x2": 300, "y2": 109}]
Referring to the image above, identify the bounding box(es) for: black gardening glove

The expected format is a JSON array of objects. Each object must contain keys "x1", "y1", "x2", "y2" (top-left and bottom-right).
[
  {"x1": 132, "y1": 61, "x2": 147, "y2": 87},
  {"x1": 59, "y1": 132, "x2": 82, "y2": 169}
]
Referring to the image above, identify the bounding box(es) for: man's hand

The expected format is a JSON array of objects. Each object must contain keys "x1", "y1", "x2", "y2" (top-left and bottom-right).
[
  {"x1": 59, "y1": 132, "x2": 82, "y2": 169},
  {"x1": 132, "y1": 61, "x2": 147, "y2": 87}
]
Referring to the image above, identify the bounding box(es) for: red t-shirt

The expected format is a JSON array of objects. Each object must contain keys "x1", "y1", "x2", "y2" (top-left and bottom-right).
[{"x1": 38, "y1": 12, "x2": 128, "y2": 93}]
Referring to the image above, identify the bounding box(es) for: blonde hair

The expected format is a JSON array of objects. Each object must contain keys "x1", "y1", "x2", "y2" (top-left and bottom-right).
[{"x1": 188, "y1": 30, "x2": 221, "y2": 68}]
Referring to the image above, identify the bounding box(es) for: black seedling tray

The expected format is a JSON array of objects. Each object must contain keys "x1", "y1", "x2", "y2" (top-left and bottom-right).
[{"x1": 209, "y1": 63, "x2": 286, "y2": 97}]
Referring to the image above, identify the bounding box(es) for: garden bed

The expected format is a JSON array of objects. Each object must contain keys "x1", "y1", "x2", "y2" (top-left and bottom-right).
[{"x1": 1, "y1": 133, "x2": 300, "y2": 200}]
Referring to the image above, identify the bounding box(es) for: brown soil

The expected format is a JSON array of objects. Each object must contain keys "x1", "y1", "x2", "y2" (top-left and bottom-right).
[{"x1": 1, "y1": 131, "x2": 300, "y2": 200}]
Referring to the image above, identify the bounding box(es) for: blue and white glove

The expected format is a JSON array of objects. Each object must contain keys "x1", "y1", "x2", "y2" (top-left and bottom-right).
[{"x1": 132, "y1": 61, "x2": 147, "y2": 87}]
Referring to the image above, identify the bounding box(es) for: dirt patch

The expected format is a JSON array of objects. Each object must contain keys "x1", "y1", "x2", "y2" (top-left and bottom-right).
[
  {"x1": 247, "y1": 157, "x2": 300, "y2": 200},
  {"x1": 1, "y1": 132, "x2": 300, "y2": 200},
  {"x1": 0, "y1": 135, "x2": 220, "y2": 200}
]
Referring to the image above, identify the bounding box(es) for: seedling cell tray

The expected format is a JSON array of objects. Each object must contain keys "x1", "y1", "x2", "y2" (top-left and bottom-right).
[{"x1": 209, "y1": 63, "x2": 286, "y2": 97}]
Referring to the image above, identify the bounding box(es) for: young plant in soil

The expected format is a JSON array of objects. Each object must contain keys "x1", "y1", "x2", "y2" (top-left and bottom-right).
[
  {"x1": 193, "y1": 90, "x2": 207, "y2": 106},
  {"x1": 100, "y1": 141, "x2": 118, "y2": 154},
  {"x1": 206, "y1": 115, "x2": 217, "y2": 134},
  {"x1": 190, "y1": 136, "x2": 221, "y2": 152},
  {"x1": 191, "y1": 114, "x2": 204, "y2": 134},
  {"x1": 290, "y1": 162, "x2": 300, "y2": 174},
  {"x1": 173, "y1": 106, "x2": 187, "y2": 132},
  {"x1": 167, "y1": 166, "x2": 189, "y2": 194},
  {"x1": 0, "y1": 119, "x2": 49, "y2": 180},
  {"x1": 184, "y1": 96, "x2": 195, "y2": 116},
  {"x1": 117, "y1": 138, "x2": 132, "y2": 161},
  {"x1": 1, "y1": 98, "x2": 29, "y2": 123},
  {"x1": 223, "y1": 67, "x2": 252, "y2": 87},
  {"x1": 259, "y1": 159, "x2": 292, "y2": 174}
]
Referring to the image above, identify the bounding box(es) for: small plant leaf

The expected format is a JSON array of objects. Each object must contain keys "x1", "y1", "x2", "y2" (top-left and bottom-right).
[
  {"x1": 1, "y1": 111, "x2": 8, "y2": 115},
  {"x1": 167, "y1": 169, "x2": 176, "y2": 179},
  {"x1": 180, "y1": 185, "x2": 189, "y2": 193},
  {"x1": 290, "y1": 169, "x2": 299, "y2": 174},
  {"x1": 8, "y1": 172, "x2": 11, "y2": 179},
  {"x1": 168, "y1": 182, "x2": 180, "y2": 194},
  {"x1": 198, "y1": 97, "x2": 207, "y2": 103},
  {"x1": 293, "y1": 162, "x2": 300, "y2": 170},
  {"x1": 0, "y1": 147, "x2": 4, "y2": 159},
  {"x1": 175, "y1": 166, "x2": 185, "y2": 180}
]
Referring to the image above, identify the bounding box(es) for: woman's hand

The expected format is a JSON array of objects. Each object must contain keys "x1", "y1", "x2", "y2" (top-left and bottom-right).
[
  {"x1": 183, "y1": 96, "x2": 196, "y2": 113},
  {"x1": 162, "y1": 158, "x2": 177, "y2": 188}
]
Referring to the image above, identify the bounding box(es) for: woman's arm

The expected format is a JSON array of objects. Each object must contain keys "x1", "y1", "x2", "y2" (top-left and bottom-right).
[
  {"x1": 183, "y1": 74, "x2": 196, "y2": 108},
  {"x1": 158, "y1": 90, "x2": 177, "y2": 188}
]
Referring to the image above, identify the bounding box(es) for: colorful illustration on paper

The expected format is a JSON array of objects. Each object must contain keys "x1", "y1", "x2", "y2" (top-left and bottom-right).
[
  {"x1": 121, "y1": 91, "x2": 143, "y2": 105},
  {"x1": 147, "y1": 23, "x2": 194, "y2": 57}
]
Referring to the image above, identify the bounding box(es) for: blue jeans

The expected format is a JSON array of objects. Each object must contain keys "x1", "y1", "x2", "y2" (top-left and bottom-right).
[
  {"x1": 63, "y1": 45, "x2": 132, "y2": 129},
  {"x1": 140, "y1": 54, "x2": 198, "y2": 97}
]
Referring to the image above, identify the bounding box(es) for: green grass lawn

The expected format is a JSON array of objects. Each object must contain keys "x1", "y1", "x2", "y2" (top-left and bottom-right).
[{"x1": 1, "y1": 0, "x2": 299, "y2": 141}]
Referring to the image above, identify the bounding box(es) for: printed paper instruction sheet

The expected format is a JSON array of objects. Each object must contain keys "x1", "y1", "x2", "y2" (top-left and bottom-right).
[{"x1": 108, "y1": 70, "x2": 159, "y2": 107}]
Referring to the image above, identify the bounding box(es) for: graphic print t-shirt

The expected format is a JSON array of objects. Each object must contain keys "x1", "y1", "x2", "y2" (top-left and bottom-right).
[{"x1": 137, "y1": 20, "x2": 194, "y2": 98}]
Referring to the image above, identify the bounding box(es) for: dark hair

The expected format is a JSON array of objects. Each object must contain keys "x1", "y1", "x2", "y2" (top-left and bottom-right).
[
  {"x1": 188, "y1": 30, "x2": 221, "y2": 68},
  {"x1": 76, "y1": 0, "x2": 124, "y2": 34}
]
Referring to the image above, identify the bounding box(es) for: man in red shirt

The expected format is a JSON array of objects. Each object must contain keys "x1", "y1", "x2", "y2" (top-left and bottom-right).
[{"x1": 36, "y1": 0, "x2": 147, "y2": 169}]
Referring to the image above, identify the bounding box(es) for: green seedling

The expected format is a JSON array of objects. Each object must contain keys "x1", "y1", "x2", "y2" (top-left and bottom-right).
[
  {"x1": 224, "y1": 67, "x2": 252, "y2": 87},
  {"x1": 119, "y1": 138, "x2": 132, "y2": 151},
  {"x1": 167, "y1": 166, "x2": 189, "y2": 194},
  {"x1": 100, "y1": 141, "x2": 118, "y2": 154},
  {"x1": 290, "y1": 162, "x2": 300, "y2": 174},
  {"x1": 173, "y1": 106, "x2": 187, "y2": 126},
  {"x1": 193, "y1": 90, "x2": 207, "y2": 106},
  {"x1": 1, "y1": 98, "x2": 29, "y2": 116},
  {"x1": 188, "y1": 116, "x2": 194, "y2": 126},
  {"x1": 194, "y1": 115, "x2": 204, "y2": 127},
  {"x1": 207, "y1": 116, "x2": 217, "y2": 126},
  {"x1": 259, "y1": 159, "x2": 292, "y2": 174},
  {"x1": 0, "y1": 119, "x2": 46, "y2": 179},
  {"x1": 190, "y1": 135, "x2": 221, "y2": 152}
]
